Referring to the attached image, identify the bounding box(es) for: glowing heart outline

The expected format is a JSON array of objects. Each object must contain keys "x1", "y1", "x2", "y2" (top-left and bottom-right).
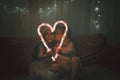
[{"x1": 37, "y1": 20, "x2": 68, "y2": 54}]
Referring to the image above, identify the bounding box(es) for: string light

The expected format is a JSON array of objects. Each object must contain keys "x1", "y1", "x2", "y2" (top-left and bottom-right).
[
  {"x1": 97, "y1": 1, "x2": 100, "y2": 4},
  {"x1": 94, "y1": 0, "x2": 101, "y2": 31}
]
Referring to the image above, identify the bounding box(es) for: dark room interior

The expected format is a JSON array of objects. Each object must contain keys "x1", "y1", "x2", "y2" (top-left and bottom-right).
[{"x1": 0, "y1": 0, "x2": 120, "y2": 80}]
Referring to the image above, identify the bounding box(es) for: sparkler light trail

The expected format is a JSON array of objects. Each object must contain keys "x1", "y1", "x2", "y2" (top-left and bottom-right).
[{"x1": 37, "y1": 20, "x2": 68, "y2": 61}]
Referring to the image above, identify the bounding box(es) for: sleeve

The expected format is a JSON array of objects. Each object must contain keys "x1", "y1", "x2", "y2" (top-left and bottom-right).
[
  {"x1": 61, "y1": 41, "x2": 76, "y2": 56},
  {"x1": 38, "y1": 46, "x2": 47, "y2": 59},
  {"x1": 32, "y1": 42, "x2": 46, "y2": 60}
]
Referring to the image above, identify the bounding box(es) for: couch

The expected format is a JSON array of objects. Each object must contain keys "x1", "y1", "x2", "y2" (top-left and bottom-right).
[{"x1": 0, "y1": 34, "x2": 120, "y2": 79}]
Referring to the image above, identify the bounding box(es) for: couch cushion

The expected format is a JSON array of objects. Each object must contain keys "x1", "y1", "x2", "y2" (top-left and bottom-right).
[{"x1": 71, "y1": 34, "x2": 106, "y2": 66}]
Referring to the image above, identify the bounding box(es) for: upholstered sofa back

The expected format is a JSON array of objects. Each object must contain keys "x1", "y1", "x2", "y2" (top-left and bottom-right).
[
  {"x1": 0, "y1": 34, "x2": 107, "y2": 77},
  {"x1": 71, "y1": 34, "x2": 106, "y2": 66}
]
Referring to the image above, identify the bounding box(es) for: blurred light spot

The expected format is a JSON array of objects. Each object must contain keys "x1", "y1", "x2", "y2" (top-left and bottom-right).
[
  {"x1": 23, "y1": 8, "x2": 25, "y2": 10},
  {"x1": 54, "y1": 4, "x2": 57, "y2": 7},
  {"x1": 16, "y1": 7, "x2": 19, "y2": 12},
  {"x1": 97, "y1": 1, "x2": 100, "y2": 4},
  {"x1": 39, "y1": 8, "x2": 43, "y2": 13},
  {"x1": 48, "y1": 7, "x2": 50, "y2": 9},
  {"x1": 93, "y1": 20, "x2": 99, "y2": 24},
  {"x1": 96, "y1": 25, "x2": 99, "y2": 29},
  {"x1": 95, "y1": 7, "x2": 99, "y2": 12},
  {"x1": 96, "y1": 20, "x2": 99, "y2": 23},
  {"x1": 98, "y1": 14, "x2": 101, "y2": 17},
  {"x1": 20, "y1": 8, "x2": 23, "y2": 13}
]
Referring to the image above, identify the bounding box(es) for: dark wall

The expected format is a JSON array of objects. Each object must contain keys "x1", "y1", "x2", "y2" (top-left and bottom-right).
[
  {"x1": 0, "y1": 0, "x2": 120, "y2": 44},
  {"x1": 103, "y1": 0, "x2": 120, "y2": 44},
  {"x1": 0, "y1": 0, "x2": 102, "y2": 37}
]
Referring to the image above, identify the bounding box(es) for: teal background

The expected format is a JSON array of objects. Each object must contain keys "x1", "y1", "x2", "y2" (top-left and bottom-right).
[{"x1": 0, "y1": 0, "x2": 120, "y2": 44}]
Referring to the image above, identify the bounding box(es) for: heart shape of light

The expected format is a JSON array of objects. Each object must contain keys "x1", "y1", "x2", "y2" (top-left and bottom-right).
[{"x1": 37, "y1": 20, "x2": 68, "y2": 61}]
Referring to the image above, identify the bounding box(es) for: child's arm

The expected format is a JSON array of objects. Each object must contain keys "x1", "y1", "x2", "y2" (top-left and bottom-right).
[
  {"x1": 38, "y1": 47, "x2": 47, "y2": 58},
  {"x1": 38, "y1": 47, "x2": 53, "y2": 58}
]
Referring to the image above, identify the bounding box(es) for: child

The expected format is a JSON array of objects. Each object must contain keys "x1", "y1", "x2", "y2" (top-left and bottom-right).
[
  {"x1": 51, "y1": 26, "x2": 80, "y2": 80},
  {"x1": 29, "y1": 27, "x2": 57, "y2": 80}
]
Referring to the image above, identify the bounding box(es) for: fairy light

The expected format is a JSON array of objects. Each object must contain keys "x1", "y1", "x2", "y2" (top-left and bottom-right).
[{"x1": 93, "y1": 0, "x2": 102, "y2": 31}]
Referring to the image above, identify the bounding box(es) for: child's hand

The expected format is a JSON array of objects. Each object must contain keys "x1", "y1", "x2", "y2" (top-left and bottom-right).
[
  {"x1": 47, "y1": 50, "x2": 53, "y2": 55},
  {"x1": 40, "y1": 52, "x2": 47, "y2": 57},
  {"x1": 55, "y1": 47, "x2": 61, "y2": 54}
]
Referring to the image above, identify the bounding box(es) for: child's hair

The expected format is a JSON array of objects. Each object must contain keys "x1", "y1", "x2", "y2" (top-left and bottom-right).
[
  {"x1": 42, "y1": 27, "x2": 52, "y2": 39},
  {"x1": 56, "y1": 25, "x2": 72, "y2": 38}
]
